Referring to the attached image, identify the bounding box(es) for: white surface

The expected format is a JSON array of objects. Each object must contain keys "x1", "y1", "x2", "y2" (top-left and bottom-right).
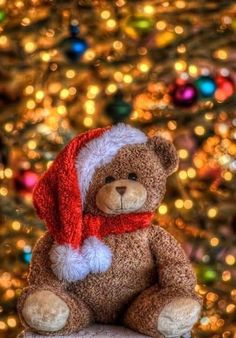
[{"x1": 21, "y1": 325, "x2": 150, "y2": 337}]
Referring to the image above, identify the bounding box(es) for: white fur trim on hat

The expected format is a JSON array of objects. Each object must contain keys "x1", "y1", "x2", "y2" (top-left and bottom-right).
[
  {"x1": 76, "y1": 123, "x2": 147, "y2": 203},
  {"x1": 49, "y1": 244, "x2": 90, "y2": 282},
  {"x1": 81, "y1": 236, "x2": 112, "y2": 274}
]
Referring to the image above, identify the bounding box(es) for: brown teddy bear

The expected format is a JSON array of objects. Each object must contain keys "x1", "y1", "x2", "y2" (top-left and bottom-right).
[{"x1": 18, "y1": 124, "x2": 201, "y2": 337}]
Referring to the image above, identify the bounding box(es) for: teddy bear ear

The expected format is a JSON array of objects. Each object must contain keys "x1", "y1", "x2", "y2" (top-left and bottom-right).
[{"x1": 148, "y1": 136, "x2": 179, "y2": 176}]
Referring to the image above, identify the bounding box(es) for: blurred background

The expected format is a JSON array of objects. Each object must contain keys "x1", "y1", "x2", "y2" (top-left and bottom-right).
[{"x1": 0, "y1": 0, "x2": 236, "y2": 337}]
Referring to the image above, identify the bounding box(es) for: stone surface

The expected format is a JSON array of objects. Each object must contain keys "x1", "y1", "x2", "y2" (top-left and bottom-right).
[{"x1": 19, "y1": 325, "x2": 151, "y2": 337}]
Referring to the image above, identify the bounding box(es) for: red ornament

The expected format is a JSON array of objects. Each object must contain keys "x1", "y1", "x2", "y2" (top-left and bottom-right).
[
  {"x1": 14, "y1": 169, "x2": 39, "y2": 194},
  {"x1": 215, "y1": 75, "x2": 234, "y2": 101},
  {"x1": 170, "y1": 81, "x2": 198, "y2": 107}
]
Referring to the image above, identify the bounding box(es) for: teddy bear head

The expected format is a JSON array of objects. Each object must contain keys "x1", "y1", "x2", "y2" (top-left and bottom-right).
[{"x1": 81, "y1": 130, "x2": 178, "y2": 216}]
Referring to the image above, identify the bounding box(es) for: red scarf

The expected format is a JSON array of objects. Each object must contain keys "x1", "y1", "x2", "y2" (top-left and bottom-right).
[{"x1": 82, "y1": 212, "x2": 153, "y2": 241}]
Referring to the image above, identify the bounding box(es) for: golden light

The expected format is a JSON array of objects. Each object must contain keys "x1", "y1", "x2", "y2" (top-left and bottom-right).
[
  {"x1": 175, "y1": 0, "x2": 186, "y2": 8},
  {"x1": 138, "y1": 62, "x2": 150, "y2": 73},
  {"x1": 208, "y1": 208, "x2": 218, "y2": 218},
  {"x1": 0, "y1": 321, "x2": 7, "y2": 330},
  {"x1": 5, "y1": 289, "x2": 15, "y2": 299},
  {"x1": 215, "y1": 49, "x2": 228, "y2": 60},
  {"x1": 84, "y1": 100, "x2": 95, "y2": 114},
  {"x1": 123, "y1": 74, "x2": 133, "y2": 83},
  {"x1": 16, "y1": 240, "x2": 26, "y2": 249},
  {"x1": 175, "y1": 26, "x2": 184, "y2": 34},
  {"x1": 225, "y1": 255, "x2": 235, "y2": 266},
  {"x1": 184, "y1": 199, "x2": 193, "y2": 209},
  {"x1": 158, "y1": 204, "x2": 168, "y2": 215},
  {"x1": 174, "y1": 60, "x2": 187, "y2": 72},
  {"x1": 189, "y1": 64, "x2": 198, "y2": 76},
  {"x1": 106, "y1": 19, "x2": 117, "y2": 30},
  {"x1": 114, "y1": 71, "x2": 123, "y2": 82},
  {"x1": 57, "y1": 105, "x2": 67, "y2": 115},
  {"x1": 60, "y1": 89, "x2": 69, "y2": 99},
  {"x1": 0, "y1": 187, "x2": 8, "y2": 196},
  {"x1": 24, "y1": 85, "x2": 34, "y2": 95},
  {"x1": 143, "y1": 5, "x2": 154, "y2": 15},
  {"x1": 26, "y1": 99, "x2": 36, "y2": 110},
  {"x1": 83, "y1": 117, "x2": 93, "y2": 127},
  {"x1": 7, "y1": 317, "x2": 17, "y2": 328},
  {"x1": 179, "y1": 170, "x2": 188, "y2": 180},
  {"x1": 113, "y1": 40, "x2": 123, "y2": 50},
  {"x1": 178, "y1": 149, "x2": 188, "y2": 159},
  {"x1": 187, "y1": 167, "x2": 196, "y2": 178},
  {"x1": 226, "y1": 304, "x2": 235, "y2": 313},
  {"x1": 156, "y1": 21, "x2": 167, "y2": 30},
  {"x1": 222, "y1": 271, "x2": 231, "y2": 282},
  {"x1": 12, "y1": 221, "x2": 21, "y2": 231},
  {"x1": 35, "y1": 90, "x2": 45, "y2": 101},
  {"x1": 4, "y1": 123, "x2": 14, "y2": 132},
  {"x1": 41, "y1": 52, "x2": 51, "y2": 62},
  {"x1": 210, "y1": 237, "x2": 219, "y2": 247},
  {"x1": 66, "y1": 69, "x2": 76, "y2": 79},
  {"x1": 101, "y1": 10, "x2": 111, "y2": 19},
  {"x1": 175, "y1": 199, "x2": 184, "y2": 209},
  {"x1": 106, "y1": 83, "x2": 117, "y2": 94},
  {"x1": 223, "y1": 171, "x2": 232, "y2": 181},
  {"x1": 87, "y1": 85, "x2": 100, "y2": 99},
  {"x1": 24, "y1": 41, "x2": 36, "y2": 53},
  {"x1": 4, "y1": 168, "x2": 13, "y2": 178},
  {"x1": 167, "y1": 120, "x2": 177, "y2": 130},
  {"x1": 194, "y1": 125, "x2": 205, "y2": 136}
]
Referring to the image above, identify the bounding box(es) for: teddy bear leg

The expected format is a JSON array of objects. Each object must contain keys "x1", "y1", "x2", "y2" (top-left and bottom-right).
[
  {"x1": 124, "y1": 286, "x2": 201, "y2": 338},
  {"x1": 18, "y1": 286, "x2": 94, "y2": 335}
]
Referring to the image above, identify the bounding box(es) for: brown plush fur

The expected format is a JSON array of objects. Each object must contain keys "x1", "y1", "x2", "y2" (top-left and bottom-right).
[{"x1": 18, "y1": 137, "x2": 201, "y2": 337}]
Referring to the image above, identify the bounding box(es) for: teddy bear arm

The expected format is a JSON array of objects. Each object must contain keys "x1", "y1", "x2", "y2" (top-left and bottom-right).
[
  {"x1": 27, "y1": 232, "x2": 62, "y2": 286},
  {"x1": 149, "y1": 225, "x2": 197, "y2": 292}
]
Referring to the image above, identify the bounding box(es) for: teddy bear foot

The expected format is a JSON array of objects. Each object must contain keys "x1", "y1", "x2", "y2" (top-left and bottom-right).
[
  {"x1": 22, "y1": 290, "x2": 69, "y2": 332},
  {"x1": 157, "y1": 298, "x2": 201, "y2": 338}
]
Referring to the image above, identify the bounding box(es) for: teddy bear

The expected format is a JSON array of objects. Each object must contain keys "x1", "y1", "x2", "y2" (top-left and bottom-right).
[{"x1": 18, "y1": 124, "x2": 202, "y2": 338}]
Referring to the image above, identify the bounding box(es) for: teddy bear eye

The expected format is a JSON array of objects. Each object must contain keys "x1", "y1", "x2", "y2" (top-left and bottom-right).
[
  {"x1": 105, "y1": 176, "x2": 115, "y2": 184},
  {"x1": 128, "y1": 173, "x2": 137, "y2": 181}
]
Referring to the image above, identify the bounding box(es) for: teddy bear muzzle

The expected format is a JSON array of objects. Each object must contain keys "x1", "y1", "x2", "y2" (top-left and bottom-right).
[{"x1": 96, "y1": 179, "x2": 147, "y2": 215}]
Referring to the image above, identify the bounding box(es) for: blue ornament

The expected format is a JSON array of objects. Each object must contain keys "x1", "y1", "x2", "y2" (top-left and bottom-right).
[
  {"x1": 61, "y1": 23, "x2": 88, "y2": 62},
  {"x1": 21, "y1": 245, "x2": 32, "y2": 264},
  {"x1": 195, "y1": 75, "x2": 217, "y2": 98},
  {"x1": 22, "y1": 251, "x2": 32, "y2": 264},
  {"x1": 62, "y1": 37, "x2": 88, "y2": 61}
]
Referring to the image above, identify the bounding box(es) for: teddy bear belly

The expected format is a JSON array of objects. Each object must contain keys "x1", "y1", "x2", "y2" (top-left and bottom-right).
[{"x1": 71, "y1": 229, "x2": 157, "y2": 323}]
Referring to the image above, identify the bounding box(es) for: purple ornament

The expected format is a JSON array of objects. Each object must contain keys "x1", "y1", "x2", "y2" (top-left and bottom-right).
[{"x1": 170, "y1": 82, "x2": 198, "y2": 107}]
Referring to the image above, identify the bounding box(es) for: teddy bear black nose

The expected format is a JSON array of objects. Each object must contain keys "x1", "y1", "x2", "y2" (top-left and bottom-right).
[{"x1": 116, "y1": 186, "x2": 126, "y2": 196}]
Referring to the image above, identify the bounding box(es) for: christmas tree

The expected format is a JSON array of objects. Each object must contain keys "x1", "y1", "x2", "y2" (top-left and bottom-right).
[{"x1": 0, "y1": 1, "x2": 235, "y2": 337}]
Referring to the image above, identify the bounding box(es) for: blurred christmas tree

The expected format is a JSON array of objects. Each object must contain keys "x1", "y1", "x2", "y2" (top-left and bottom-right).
[{"x1": 0, "y1": 0, "x2": 236, "y2": 337}]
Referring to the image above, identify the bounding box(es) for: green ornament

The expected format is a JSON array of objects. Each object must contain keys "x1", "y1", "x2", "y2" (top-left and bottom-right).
[
  {"x1": 0, "y1": 10, "x2": 6, "y2": 23},
  {"x1": 105, "y1": 92, "x2": 132, "y2": 123},
  {"x1": 123, "y1": 15, "x2": 154, "y2": 39},
  {"x1": 197, "y1": 265, "x2": 218, "y2": 284}
]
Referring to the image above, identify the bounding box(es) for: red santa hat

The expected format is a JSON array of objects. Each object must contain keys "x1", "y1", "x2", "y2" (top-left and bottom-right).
[{"x1": 33, "y1": 124, "x2": 147, "y2": 282}]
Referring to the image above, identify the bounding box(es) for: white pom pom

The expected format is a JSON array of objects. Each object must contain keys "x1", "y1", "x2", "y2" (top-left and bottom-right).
[
  {"x1": 49, "y1": 244, "x2": 89, "y2": 282},
  {"x1": 81, "y1": 237, "x2": 112, "y2": 274}
]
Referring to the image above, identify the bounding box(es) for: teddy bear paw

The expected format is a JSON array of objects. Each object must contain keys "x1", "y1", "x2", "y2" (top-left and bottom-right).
[
  {"x1": 157, "y1": 297, "x2": 201, "y2": 338},
  {"x1": 22, "y1": 290, "x2": 69, "y2": 332}
]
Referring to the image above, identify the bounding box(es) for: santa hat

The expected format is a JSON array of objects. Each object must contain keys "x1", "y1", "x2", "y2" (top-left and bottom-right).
[{"x1": 33, "y1": 124, "x2": 147, "y2": 282}]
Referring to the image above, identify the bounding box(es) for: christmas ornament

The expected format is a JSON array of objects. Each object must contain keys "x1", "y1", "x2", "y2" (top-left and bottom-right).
[
  {"x1": 155, "y1": 31, "x2": 176, "y2": 48},
  {"x1": 123, "y1": 15, "x2": 154, "y2": 39},
  {"x1": 105, "y1": 92, "x2": 132, "y2": 122},
  {"x1": 215, "y1": 75, "x2": 234, "y2": 101},
  {"x1": 170, "y1": 81, "x2": 198, "y2": 107},
  {"x1": 14, "y1": 169, "x2": 39, "y2": 195},
  {"x1": 21, "y1": 246, "x2": 32, "y2": 264},
  {"x1": 197, "y1": 265, "x2": 218, "y2": 284},
  {"x1": 195, "y1": 75, "x2": 217, "y2": 98},
  {"x1": 0, "y1": 10, "x2": 6, "y2": 23},
  {"x1": 61, "y1": 23, "x2": 88, "y2": 62}
]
